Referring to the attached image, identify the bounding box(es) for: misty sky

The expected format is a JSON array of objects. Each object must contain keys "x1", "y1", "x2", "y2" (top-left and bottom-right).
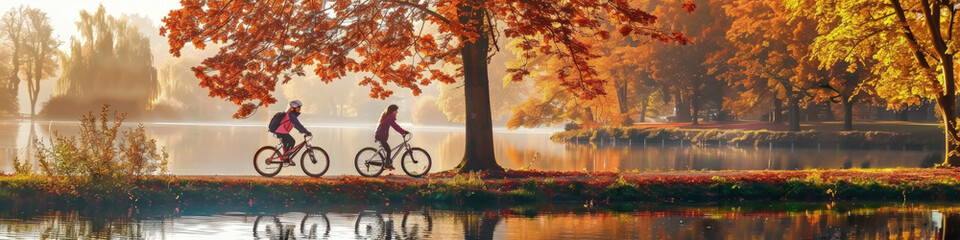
[
  {"x1": 2, "y1": 0, "x2": 180, "y2": 52},
  {"x1": 0, "y1": 1, "x2": 180, "y2": 114}
]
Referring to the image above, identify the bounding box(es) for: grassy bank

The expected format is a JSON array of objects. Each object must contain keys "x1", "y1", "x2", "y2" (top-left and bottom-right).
[
  {"x1": 2, "y1": 168, "x2": 960, "y2": 210},
  {"x1": 552, "y1": 127, "x2": 942, "y2": 150}
]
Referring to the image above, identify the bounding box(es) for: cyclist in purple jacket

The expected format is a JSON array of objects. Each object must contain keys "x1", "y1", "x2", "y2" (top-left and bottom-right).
[{"x1": 375, "y1": 104, "x2": 408, "y2": 170}]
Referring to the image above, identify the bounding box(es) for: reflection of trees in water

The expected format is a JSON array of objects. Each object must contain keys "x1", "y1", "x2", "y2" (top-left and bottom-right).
[
  {"x1": 456, "y1": 211, "x2": 500, "y2": 240},
  {"x1": 1, "y1": 207, "x2": 960, "y2": 238},
  {"x1": 946, "y1": 213, "x2": 960, "y2": 239},
  {"x1": 436, "y1": 132, "x2": 464, "y2": 171},
  {"x1": 0, "y1": 122, "x2": 19, "y2": 172},
  {"x1": 0, "y1": 211, "x2": 160, "y2": 239},
  {"x1": 496, "y1": 210, "x2": 954, "y2": 239}
]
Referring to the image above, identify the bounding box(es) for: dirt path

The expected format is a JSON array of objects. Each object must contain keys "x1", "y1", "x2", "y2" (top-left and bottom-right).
[{"x1": 171, "y1": 168, "x2": 960, "y2": 182}]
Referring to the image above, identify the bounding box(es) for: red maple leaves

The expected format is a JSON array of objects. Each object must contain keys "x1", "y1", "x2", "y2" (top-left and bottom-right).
[{"x1": 161, "y1": 0, "x2": 695, "y2": 118}]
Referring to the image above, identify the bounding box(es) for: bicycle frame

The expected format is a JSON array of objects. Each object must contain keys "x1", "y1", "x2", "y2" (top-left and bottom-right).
[
  {"x1": 268, "y1": 135, "x2": 313, "y2": 164},
  {"x1": 377, "y1": 135, "x2": 412, "y2": 162}
]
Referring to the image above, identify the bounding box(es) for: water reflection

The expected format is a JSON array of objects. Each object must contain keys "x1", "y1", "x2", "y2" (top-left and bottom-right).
[
  {"x1": 252, "y1": 213, "x2": 330, "y2": 239},
  {"x1": 0, "y1": 120, "x2": 935, "y2": 175},
  {"x1": 1, "y1": 205, "x2": 960, "y2": 239}
]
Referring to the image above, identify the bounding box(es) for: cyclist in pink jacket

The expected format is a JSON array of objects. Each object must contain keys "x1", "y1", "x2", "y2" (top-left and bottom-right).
[
  {"x1": 375, "y1": 104, "x2": 408, "y2": 170},
  {"x1": 275, "y1": 100, "x2": 312, "y2": 165}
]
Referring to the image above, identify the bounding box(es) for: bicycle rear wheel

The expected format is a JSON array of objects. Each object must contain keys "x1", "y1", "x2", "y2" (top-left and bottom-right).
[
  {"x1": 254, "y1": 146, "x2": 283, "y2": 177},
  {"x1": 300, "y1": 212, "x2": 331, "y2": 239},
  {"x1": 401, "y1": 148, "x2": 432, "y2": 178},
  {"x1": 355, "y1": 147, "x2": 385, "y2": 177},
  {"x1": 301, "y1": 147, "x2": 330, "y2": 177},
  {"x1": 253, "y1": 215, "x2": 284, "y2": 239}
]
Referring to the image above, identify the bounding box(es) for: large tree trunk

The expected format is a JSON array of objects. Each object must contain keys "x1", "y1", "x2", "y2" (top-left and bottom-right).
[
  {"x1": 30, "y1": 57, "x2": 43, "y2": 118},
  {"x1": 639, "y1": 96, "x2": 648, "y2": 123},
  {"x1": 691, "y1": 94, "x2": 699, "y2": 125},
  {"x1": 773, "y1": 98, "x2": 783, "y2": 123},
  {"x1": 8, "y1": 46, "x2": 21, "y2": 115},
  {"x1": 936, "y1": 56, "x2": 960, "y2": 167},
  {"x1": 675, "y1": 92, "x2": 691, "y2": 122},
  {"x1": 889, "y1": 0, "x2": 960, "y2": 166},
  {"x1": 454, "y1": 3, "x2": 502, "y2": 172},
  {"x1": 616, "y1": 81, "x2": 629, "y2": 115},
  {"x1": 788, "y1": 97, "x2": 801, "y2": 132},
  {"x1": 461, "y1": 213, "x2": 500, "y2": 240},
  {"x1": 615, "y1": 80, "x2": 631, "y2": 125},
  {"x1": 842, "y1": 96, "x2": 853, "y2": 131}
]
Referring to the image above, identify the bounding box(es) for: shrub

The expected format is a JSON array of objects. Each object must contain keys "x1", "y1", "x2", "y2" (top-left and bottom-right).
[
  {"x1": 13, "y1": 157, "x2": 32, "y2": 176},
  {"x1": 33, "y1": 105, "x2": 168, "y2": 180}
]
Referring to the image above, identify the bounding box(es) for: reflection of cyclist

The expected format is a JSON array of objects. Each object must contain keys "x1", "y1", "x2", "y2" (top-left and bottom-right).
[
  {"x1": 276, "y1": 100, "x2": 312, "y2": 164},
  {"x1": 375, "y1": 104, "x2": 408, "y2": 170}
]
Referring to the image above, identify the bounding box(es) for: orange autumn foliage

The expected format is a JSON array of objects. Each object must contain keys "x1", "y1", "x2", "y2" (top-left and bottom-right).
[{"x1": 160, "y1": 0, "x2": 694, "y2": 118}]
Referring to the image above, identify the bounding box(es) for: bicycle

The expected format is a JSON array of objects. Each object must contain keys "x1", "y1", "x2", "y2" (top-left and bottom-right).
[
  {"x1": 254, "y1": 134, "x2": 330, "y2": 177},
  {"x1": 253, "y1": 212, "x2": 330, "y2": 239},
  {"x1": 354, "y1": 133, "x2": 432, "y2": 177},
  {"x1": 354, "y1": 209, "x2": 433, "y2": 240}
]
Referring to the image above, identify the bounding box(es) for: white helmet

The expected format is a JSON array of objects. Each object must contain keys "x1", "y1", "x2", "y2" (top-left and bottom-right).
[{"x1": 290, "y1": 100, "x2": 303, "y2": 108}]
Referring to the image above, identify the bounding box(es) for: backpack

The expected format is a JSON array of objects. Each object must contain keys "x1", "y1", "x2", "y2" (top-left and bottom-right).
[{"x1": 268, "y1": 112, "x2": 289, "y2": 133}]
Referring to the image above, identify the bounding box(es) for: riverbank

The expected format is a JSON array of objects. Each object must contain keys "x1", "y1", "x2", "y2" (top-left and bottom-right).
[
  {"x1": 551, "y1": 126, "x2": 942, "y2": 150},
  {"x1": 2, "y1": 168, "x2": 960, "y2": 210}
]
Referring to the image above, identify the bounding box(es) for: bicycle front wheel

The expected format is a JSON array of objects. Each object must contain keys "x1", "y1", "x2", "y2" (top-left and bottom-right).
[
  {"x1": 254, "y1": 146, "x2": 283, "y2": 177},
  {"x1": 301, "y1": 147, "x2": 330, "y2": 177},
  {"x1": 401, "y1": 147, "x2": 432, "y2": 177},
  {"x1": 355, "y1": 147, "x2": 385, "y2": 177}
]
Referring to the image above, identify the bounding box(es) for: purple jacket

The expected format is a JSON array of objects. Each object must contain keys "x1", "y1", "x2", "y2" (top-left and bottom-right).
[{"x1": 375, "y1": 113, "x2": 407, "y2": 142}]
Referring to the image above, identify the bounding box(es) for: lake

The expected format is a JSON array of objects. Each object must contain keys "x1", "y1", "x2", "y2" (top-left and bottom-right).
[
  {"x1": 0, "y1": 203, "x2": 956, "y2": 239},
  {"x1": 0, "y1": 120, "x2": 937, "y2": 176}
]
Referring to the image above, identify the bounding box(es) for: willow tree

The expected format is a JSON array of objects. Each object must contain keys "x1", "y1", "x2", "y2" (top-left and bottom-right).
[
  {"x1": 162, "y1": 0, "x2": 693, "y2": 172},
  {"x1": 45, "y1": 5, "x2": 158, "y2": 119},
  {"x1": 788, "y1": 0, "x2": 960, "y2": 165}
]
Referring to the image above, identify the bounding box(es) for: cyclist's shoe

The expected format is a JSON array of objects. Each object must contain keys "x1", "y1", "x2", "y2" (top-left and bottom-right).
[
  {"x1": 384, "y1": 164, "x2": 395, "y2": 170},
  {"x1": 285, "y1": 161, "x2": 296, "y2": 167}
]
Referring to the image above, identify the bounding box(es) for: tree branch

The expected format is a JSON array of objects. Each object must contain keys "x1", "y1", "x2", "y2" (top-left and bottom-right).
[{"x1": 382, "y1": 0, "x2": 450, "y2": 24}]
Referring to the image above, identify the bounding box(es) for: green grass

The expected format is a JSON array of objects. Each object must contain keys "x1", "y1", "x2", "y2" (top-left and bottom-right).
[{"x1": 3, "y1": 168, "x2": 960, "y2": 210}]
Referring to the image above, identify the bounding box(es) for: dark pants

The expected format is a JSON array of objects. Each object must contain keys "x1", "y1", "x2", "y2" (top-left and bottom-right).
[
  {"x1": 378, "y1": 140, "x2": 392, "y2": 166},
  {"x1": 277, "y1": 133, "x2": 295, "y2": 154}
]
